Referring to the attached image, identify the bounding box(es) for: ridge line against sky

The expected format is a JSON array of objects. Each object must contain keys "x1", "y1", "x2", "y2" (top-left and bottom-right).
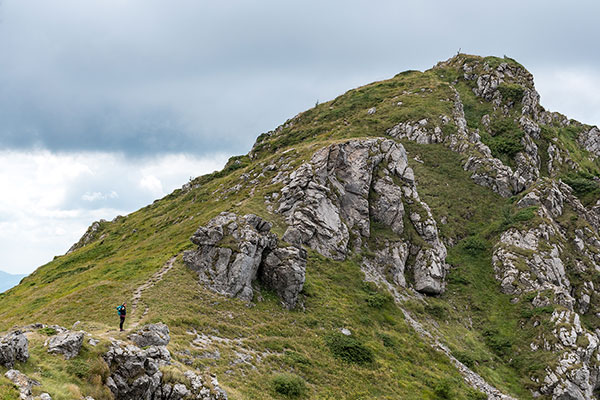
[{"x1": 0, "y1": 0, "x2": 599, "y2": 275}]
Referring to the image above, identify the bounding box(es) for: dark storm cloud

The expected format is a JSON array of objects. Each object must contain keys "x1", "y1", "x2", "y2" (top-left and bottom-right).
[{"x1": 0, "y1": 0, "x2": 598, "y2": 157}]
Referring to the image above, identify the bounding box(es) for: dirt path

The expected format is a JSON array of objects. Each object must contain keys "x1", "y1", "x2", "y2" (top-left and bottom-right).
[{"x1": 128, "y1": 255, "x2": 179, "y2": 330}]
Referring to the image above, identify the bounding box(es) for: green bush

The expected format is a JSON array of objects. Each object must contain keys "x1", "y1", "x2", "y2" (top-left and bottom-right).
[
  {"x1": 497, "y1": 83, "x2": 525, "y2": 104},
  {"x1": 512, "y1": 206, "x2": 537, "y2": 223},
  {"x1": 272, "y1": 373, "x2": 306, "y2": 397},
  {"x1": 462, "y1": 236, "x2": 487, "y2": 255},
  {"x1": 38, "y1": 327, "x2": 58, "y2": 336},
  {"x1": 454, "y1": 350, "x2": 475, "y2": 368},
  {"x1": 377, "y1": 333, "x2": 396, "y2": 348},
  {"x1": 365, "y1": 292, "x2": 392, "y2": 308},
  {"x1": 563, "y1": 172, "x2": 600, "y2": 197},
  {"x1": 466, "y1": 388, "x2": 488, "y2": 400},
  {"x1": 325, "y1": 332, "x2": 374, "y2": 365},
  {"x1": 433, "y1": 379, "x2": 453, "y2": 399}
]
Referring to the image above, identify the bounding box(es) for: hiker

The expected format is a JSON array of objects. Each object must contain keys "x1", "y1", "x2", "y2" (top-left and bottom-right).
[{"x1": 116, "y1": 302, "x2": 127, "y2": 331}]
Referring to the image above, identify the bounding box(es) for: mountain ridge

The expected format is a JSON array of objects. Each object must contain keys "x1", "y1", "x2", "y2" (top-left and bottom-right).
[{"x1": 1, "y1": 54, "x2": 600, "y2": 399}]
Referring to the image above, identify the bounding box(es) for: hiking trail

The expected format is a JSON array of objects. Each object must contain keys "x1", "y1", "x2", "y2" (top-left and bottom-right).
[{"x1": 129, "y1": 255, "x2": 179, "y2": 330}]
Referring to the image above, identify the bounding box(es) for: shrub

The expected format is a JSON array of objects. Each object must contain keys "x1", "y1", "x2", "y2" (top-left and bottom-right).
[
  {"x1": 512, "y1": 206, "x2": 537, "y2": 223},
  {"x1": 38, "y1": 327, "x2": 57, "y2": 336},
  {"x1": 433, "y1": 379, "x2": 453, "y2": 399},
  {"x1": 365, "y1": 292, "x2": 392, "y2": 308},
  {"x1": 497, "y1": 83, "x2": 525, "y2": 104},
  {"x1": 462, "y1": 236, "x2": 487, "y2": 255},
  {"x1": 272, "y1": 373, "x2": 306, "y2": 397},
  {"x1": 563, "y1": 172, "x2": 600, "y2": 198},
  {"x1": 325, "y1": 333, "x2": 374, "y2": 365},
  {"x1": 454, "y1": 350, "x2": 475, "y2": 368},
  {"x1": 376, "y1": 333, "x2": 396, "y2": 348},
  {"x1": 466, "y1": 388, "x2": 488, "y2": 400}
]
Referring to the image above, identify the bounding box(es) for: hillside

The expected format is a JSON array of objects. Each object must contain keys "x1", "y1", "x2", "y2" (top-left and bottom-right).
[{"x1": 1, "y1": 54, "x2": 600, "y2": 400}]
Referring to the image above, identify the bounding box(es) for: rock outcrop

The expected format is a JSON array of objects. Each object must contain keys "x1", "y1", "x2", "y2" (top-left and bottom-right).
[
  {"x1": 47, "y1": 331, "x2": 84, "y2": 360},
  {"x1": 492, "y1": 180, "x2": 600, "y2": 397},
  {"x1": 0, "y1": 330, "x2": 29, "y2": 368},
  {"x1": 276, "y1": 138, "x2": 448, "y2": 294},
  {"x1": 184, "y1": 213, "x2": 306, "y2": 308},
  {"x1": 104, "y1": 324, "x2": 227, "y2": 400},
  {"x1": 129, "y1": 323, "x2": 170, "y2": 347}
]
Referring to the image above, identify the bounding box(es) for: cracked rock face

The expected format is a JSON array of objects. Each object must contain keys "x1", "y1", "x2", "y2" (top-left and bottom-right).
[
  {"x1": 129, "y1": 323, "x2": 170, "y2": 347},
  {"x1": 104, "y1": 334, "x2": 227, "y2": 400},
  {"x1": 104, "y1": 341, "x2": 171, "y2": 400},
  {"x1": 277, "y1": 138, "x2": 448, "y2": 294},
  {"x1": 0, "y1": 331, "x2": 29, "y2": 368},
  {"x1": 47, "y1": 331, "x2": 84, "y2": 360},
  {"x1": 578, "y1": 126, "x2": 600, "y2": 158},
  {"x1": 183, "y1": 212, "x2": 306, "y2": 308},
  {"x1": 493, "y1": 180, "x2": 600, "y2": 397}
]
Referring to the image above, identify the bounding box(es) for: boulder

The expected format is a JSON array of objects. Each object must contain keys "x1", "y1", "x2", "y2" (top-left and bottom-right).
[
  {"x1": 184, "y1": 213, "x2": 278, "y2": 302},
  {"x1": 0, "y1": 330, "x2": 29, "y2": 368},
  {"x1": 47, "y1": 331, "x2": 84, "y2": 360},
  {"x1": 184, "y1": 213, "x2": 307, "y2": 308},
  {"x1": 104, "y1": 339, "x2": 227, "y2": 400},
  {"x1": 260, "y1": 246, "x2": 307, "y2": 309},
  {"x1": 129, "y1": 323, "x2": 170, "y2": 347},
  {"x1": 4, "y1": 369, "x2": 36, "y2": 400}
]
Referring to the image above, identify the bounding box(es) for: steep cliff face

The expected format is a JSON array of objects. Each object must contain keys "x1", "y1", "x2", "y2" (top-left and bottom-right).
[{"x1": 1, "y1": 54, "x2": 600, "y2": 399}]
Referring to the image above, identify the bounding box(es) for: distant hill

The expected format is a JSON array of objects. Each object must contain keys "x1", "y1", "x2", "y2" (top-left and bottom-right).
[{"x1": 0, "y1": 270, "x2": 26, "y2": 293}]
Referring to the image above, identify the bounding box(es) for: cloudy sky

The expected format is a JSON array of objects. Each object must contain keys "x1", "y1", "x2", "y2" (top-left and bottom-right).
[{"x1": 0, "y1": 0, "x2": 599, "y2": 275}]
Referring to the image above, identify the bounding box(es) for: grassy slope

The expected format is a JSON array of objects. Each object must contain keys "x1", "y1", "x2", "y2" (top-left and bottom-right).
[{"x1": 1, "y1": 54, "x2": 599, "y2": 399}]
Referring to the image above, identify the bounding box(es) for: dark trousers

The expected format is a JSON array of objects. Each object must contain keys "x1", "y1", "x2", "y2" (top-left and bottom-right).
[{"x1": 120, "y1": 316, "x2": 125, "y2": 330}]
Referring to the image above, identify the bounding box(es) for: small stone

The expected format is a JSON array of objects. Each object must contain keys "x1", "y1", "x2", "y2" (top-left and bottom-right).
[
  {"x1": 341, "y1": 328, "x2": 351, "y2": 336},
  {"x1": 367, "y1": 107, "x2": 376, "y2": 115}
]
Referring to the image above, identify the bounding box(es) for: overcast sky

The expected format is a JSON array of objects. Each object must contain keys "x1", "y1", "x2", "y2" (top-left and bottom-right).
[{"x1": 1, "y1": 0, "x2": 599, "y2": 275}]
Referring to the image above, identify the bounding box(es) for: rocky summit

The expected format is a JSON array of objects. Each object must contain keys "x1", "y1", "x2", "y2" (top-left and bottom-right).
[{"x1": 1, "y1": 54, "x2": 600, "y2": 399}]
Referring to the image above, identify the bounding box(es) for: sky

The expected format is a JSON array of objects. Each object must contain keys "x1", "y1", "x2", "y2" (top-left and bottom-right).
[{"x1": 0, "y1": 0, "x2": 599, "y2": 274}]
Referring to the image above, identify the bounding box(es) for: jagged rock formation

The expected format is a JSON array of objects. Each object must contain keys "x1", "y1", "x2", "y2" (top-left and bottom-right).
[
  {"x1": 104, "y1": 324, "x2": 227, "y2": 400},
  {"x1": 46, "y1": 330, "x2": 84, "y2": 360},
  {"x1": 66, "y1": 220, "x2": 106, "y2": 254},
  {"x1": 0, "y1": 330, "x2": 29, "y2": 368},
  {"x1": 183, "y1": 212, "x2": 306, "y2": 309},
  {"x1": 129, "y1": 323, "x2": 170, "y2": 347},
  {"x1": 491, "y1": 179, "x2": 600, "y2": 398},
  {"x1": 277, "y1": 138, "x2": 448, "y2": 294}
]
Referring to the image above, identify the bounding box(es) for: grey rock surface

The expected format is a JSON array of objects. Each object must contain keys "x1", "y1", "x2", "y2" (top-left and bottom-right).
[
  {"x1": 0, "y1": 330, "x2": 29, "y2": 368},
  {"x1": 277, "y1": 138, "x2": 448, "y2": 294},
  {"x1": 260, "y1": 246, "x2": 307, "y2": 309},
  {"x1": 47, "y1": 331, "x2": 84, "y2": 360},
  {"x1": 5, "y1": 369, "x2": 34, "y2": 400},
  {"x1": 104, "y1": 339, "x2": 227, "y2": 400},
  {"x1": 129, "y1": 323, "x2": 170, "y2": 347},
  {"x1": 184, "y1": 212, "x2": 307, "y2": 308},
  {"x1": 493, "y1": 179, "x2": 600, "y2": 397}
]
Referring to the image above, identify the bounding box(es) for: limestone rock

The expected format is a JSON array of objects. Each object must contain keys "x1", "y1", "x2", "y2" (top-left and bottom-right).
[
  {"x1": 578, "y1": 126, "x2": 600, "y2": 157},
  {"x1": 0, "y1": 330, "x2": 29, "y2": 368},
  {"x1": 47, "y1": 331, "x2": 84, "y2": 360},
  {"x1": 129, "y1": 323, "x2": 170, "y2": 347},
  {"x1": 184, "y1": 213, "x2": 278, "y2": 302},
  {"x1": 184, "y1": 212, "x2": 307, "y2": 308},
  {"x1": 260, "y1": 246, "x2": 307, "y2": 309},
  {"x1": 277, "y1": 138, "x2": 448, "y2": 294},
  {"x1": 67, "y1": 220, "x2": 106, "y2": 254},
  {"x1": 4, "y1": 369, "x2": 35, "y2": 400},
  {"x1": 104, "y1": 341, "x2": 170, "y2": 400}
]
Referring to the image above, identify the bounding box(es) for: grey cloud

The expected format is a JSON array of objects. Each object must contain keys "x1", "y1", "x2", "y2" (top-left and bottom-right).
[{"x1": 0, "y1": 0, "x2": 599, "y2": 157}]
